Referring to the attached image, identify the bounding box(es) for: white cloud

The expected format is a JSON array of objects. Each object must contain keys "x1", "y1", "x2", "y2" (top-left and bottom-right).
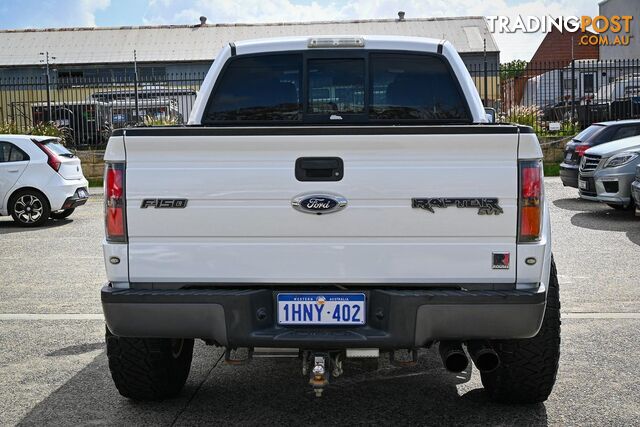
[
  {"x1": 75, "y1": 0, "x2": 111, "y2": 26},
  {"x1": 142, "y1": 0, "x2": 599, "y2": 62}
]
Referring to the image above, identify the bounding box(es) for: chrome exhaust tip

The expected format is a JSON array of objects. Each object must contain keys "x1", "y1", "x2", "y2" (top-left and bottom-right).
[
  {"x1": 439, "y1": 341, "x2": 469, "y2": 373},
  {"x1": 466, "y1": 341, "x2": 500, "y2": 373}
]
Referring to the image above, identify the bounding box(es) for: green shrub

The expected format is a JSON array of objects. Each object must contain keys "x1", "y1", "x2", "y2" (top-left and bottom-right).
[
  {"x1": 1, "y1": 121, "x2": 71, "y2": 145},
  {"x1": 501, "y1": 105, "x2": 541, "y2": 127},
  {"x1": 0, "y1": 122, "x2": 20, "y2": 134},
  {"x1": 143, "y1": 115, "x2": 180, "y2": 126}
]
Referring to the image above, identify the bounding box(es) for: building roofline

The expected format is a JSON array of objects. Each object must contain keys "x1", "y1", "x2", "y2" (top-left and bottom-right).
[
  {"x1": 0, "y1": 16, "x2": 488, "y2": 33},
  {"x1": 0, "y1": 48, "x2": 499, "y2": 71}
]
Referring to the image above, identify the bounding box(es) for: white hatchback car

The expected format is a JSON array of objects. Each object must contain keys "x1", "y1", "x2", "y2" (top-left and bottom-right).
[{"x1": 0, "y1": 135, "x2": 89, "y2": 227}]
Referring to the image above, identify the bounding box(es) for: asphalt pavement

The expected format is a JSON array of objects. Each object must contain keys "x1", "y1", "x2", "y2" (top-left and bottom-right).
[{"x1": 0, "y1": 178, "x2": 639, "y2": 426}]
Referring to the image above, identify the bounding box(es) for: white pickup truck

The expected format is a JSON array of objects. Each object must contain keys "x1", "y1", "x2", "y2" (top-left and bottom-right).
[{"x1": 101, "y1": 35, "x2": 560, "y2": 403}]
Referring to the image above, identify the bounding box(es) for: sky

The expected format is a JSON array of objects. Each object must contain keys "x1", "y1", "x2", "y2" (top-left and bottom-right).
[{"x1": 0, "y1": 0, "x2": 599, "y2": 62}]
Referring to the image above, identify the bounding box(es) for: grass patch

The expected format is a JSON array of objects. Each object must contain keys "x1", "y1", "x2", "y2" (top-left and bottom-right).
[
  {"x1": 544, "y1": 163, "x2": 560, "y2": 177},
  {"x1": 87, "y1": 178, "x2": 103, "y2": 188}
]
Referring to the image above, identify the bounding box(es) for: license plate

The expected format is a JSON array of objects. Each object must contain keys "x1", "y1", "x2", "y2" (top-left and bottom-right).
[
  {"x1": 277, "y1": 293, "x2": 365, "y2": 325},
  {"x1": 579, "y1": 180, "x2": 587, "y2": 190},
  {"x1": 565, "y1": 152, "x2": 573, "y2": 161}
]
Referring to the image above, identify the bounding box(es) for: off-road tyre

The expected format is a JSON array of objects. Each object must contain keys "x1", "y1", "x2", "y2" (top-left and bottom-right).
[
  {"x1": 105, "y1": 327, "x2": 194, "y2": 401},
  {"x1": 480, "y1": 257, "x2": 561, "y2": 404}
]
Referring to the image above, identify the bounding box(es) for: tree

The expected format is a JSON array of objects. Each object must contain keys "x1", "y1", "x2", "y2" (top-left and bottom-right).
[{"x1": 500, "y1": 60, "x2": 529, "y2": 80}]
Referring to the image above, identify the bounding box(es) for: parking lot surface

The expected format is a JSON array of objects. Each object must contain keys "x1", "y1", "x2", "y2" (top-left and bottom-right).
[{"x1": 1, "y1": 178, "x2": 639, "y2": 425}]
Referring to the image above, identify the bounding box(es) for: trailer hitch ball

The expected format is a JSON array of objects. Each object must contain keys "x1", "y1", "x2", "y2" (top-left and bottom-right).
[{"x1": 309, "y1": 355, "x2": 329, "y2": 397}]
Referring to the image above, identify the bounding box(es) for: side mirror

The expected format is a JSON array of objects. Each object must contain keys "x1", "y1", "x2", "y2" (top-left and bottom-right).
[{"x1": 484, "y1": 107, "x2": 496, "y2": 123}]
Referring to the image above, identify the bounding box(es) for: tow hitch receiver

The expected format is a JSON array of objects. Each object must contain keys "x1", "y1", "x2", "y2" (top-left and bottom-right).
[
  {"x1": 390, "y1": 349, "x2": 418, "y2": 367},
  {"x1": 308, "y1": 353, "x2": 329, "y2": 397},
  {"x1": 304, "y1": 352, "x2": 344, "y2": 397},
  {"x1": 224, "y1": 348, "x2": 253, "y2": 365}
]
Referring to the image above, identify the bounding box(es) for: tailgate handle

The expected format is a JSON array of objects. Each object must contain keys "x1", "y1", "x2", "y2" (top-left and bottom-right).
[{"x1": 295, "y1": 157, "x2": 343, "y2": 181}]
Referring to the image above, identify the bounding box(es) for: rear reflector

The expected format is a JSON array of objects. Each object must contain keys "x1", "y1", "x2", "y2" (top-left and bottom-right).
[
  {"x1": 105, "y1": 162, "x2": 126, "y2": 242},
  {"x1": 35, "y1": 141, "x2": 61, "y2": 172},
  {"x1": 519, "y1": 160, "x2": 543, "y2": 242}
]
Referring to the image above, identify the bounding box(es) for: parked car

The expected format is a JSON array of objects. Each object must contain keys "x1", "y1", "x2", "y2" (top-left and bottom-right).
[
  {"x1": 631, "y1": 165, "x2": 640, "y2": 215},
  {"x1": 561, "y1": 119, "x2": 640, "y2": 188},
  {"x1": 591, "y1": 73, "x2": 640, "y2": 104},
  {"x1": 0, "y1": 135, "x2": 89, "y2": 226},
  {"x1": 101, "y1": 36, "x2": 559, "y2": 404},
  {"x1": 578, "y1": 135, "x2": 640, "y2": 209},
  {"x1": 90, "y1": 86, "x2": 197, "y2": 126},
  {"x1": 109, "y1": 97, "x2": 181, "y2": 127},
  {"x1": 32, "y1": 101, "x2": 112, "y2": 146}
]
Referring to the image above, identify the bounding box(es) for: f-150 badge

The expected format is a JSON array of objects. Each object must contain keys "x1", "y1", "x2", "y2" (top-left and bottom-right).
[
  {"x1": 412, "y1": 198, "x2": 503, "y2": 215},
  {"x1": 141, "y1": 199, "x2": 188, "y2": 208}
]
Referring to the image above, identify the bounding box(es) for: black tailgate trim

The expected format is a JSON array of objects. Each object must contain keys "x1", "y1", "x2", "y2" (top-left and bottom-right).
[
  {"x1": 118, "y1": 125, "x2": 529, "y2": 137},
  {"x1": 102, "y1": 287, "x2": 544, "y2": 305}
]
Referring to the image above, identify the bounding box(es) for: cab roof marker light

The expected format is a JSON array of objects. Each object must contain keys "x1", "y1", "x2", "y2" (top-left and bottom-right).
[{"x1": 308, "y1": 37, "x2": 365, "y2": 48}]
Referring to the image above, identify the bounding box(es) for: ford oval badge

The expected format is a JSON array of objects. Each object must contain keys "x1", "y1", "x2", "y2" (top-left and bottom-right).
[{"x1": 292, "y1": 193, "x2": 347, "y2": 215}]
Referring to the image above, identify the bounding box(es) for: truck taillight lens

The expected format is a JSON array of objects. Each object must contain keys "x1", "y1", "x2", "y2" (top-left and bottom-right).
[
  {"x1": 35, "y1": 141, "x2": 61, "y2": 172},
  {"x1": 105, "y1": 162, "x2": 126, "y2": 242},
  {"x1": 519, "y1": 160, "x2": 543, "y2": 242}
]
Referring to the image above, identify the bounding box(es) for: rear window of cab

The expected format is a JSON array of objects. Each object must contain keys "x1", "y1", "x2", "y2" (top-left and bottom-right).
[{"x1": 202, "y1": 51, "x2": 472, "y2": 125}]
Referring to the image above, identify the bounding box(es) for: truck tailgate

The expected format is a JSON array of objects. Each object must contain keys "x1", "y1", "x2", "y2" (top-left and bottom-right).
[{"x1": 124, "y1": 129, "x2": 518, "y2": 284}]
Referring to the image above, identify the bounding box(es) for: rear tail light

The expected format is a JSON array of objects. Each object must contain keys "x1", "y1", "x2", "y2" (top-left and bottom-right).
[
  {"x1": 35, "y1": 141, "x2": 61, "y2": 172},
  {"x1": 574, "y1": 144, "x2": 590, "y2": 157},
  {"x1": 519, "y1": 160, "x2": 543, "y2": 242},
  {"x1": 105, "y1": 162, "x2": 127, "y2": 242}
]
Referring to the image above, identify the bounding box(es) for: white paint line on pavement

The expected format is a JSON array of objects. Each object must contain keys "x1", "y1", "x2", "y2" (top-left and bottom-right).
[
  {"x1": 563, "y1": 312, "x2": 640, "y2": 319},
  {"x1": 0, "y1": 256, "x2": 103, "y2": 260},
  {"x1": 0, "y1": 314, "x2": 104, "y2": 320}
]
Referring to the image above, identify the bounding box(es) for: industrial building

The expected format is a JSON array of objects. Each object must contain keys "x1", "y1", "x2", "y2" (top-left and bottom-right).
[{"x1": 0, "y1": 14, "x2": 500, "y2": 81}]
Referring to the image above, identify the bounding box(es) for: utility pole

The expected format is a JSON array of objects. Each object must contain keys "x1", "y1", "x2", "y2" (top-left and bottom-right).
[
  {"x1": 39, "y1": 51, "x2": 55, "y2": 122},
  {"x1": 133, "y1": 50, "x2": 140, "y2": 124},
  {"x1": 570, "y1": 36, "x2": 576, "y2": 131},
  {"x1": 483, "y1": 39, "x2": 488, "y2": 106}
]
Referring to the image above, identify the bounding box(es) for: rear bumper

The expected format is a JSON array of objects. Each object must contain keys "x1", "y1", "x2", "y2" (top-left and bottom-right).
[
  {"x1": 101, "y1": 284, "x2": 547, "y2": 348},
  {"x1": 46, "y1": 177, "x2": 89, "y2": 211},
  {"x1": 559, "y1": 163, "x2": 579, "y2": 188},
  {"x1": 61, "y1": 187, "x2": 89, "y2": 209}
]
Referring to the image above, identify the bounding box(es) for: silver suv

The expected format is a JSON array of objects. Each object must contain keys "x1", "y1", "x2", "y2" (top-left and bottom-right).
[{"x1": 579, "y1": 135, "x2": 640, "y2": 209}]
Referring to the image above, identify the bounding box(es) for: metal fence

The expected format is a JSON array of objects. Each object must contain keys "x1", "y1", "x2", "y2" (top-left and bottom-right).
[
  {"x1": 468, "y1": 58, "x2": 640, "y2": 133},
  {"x1": 0, "y1": 73, "x2": 204, "y2": 148},
  {"x1": 1, "y1": 58, "x2": 640, "y2": 148}
]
